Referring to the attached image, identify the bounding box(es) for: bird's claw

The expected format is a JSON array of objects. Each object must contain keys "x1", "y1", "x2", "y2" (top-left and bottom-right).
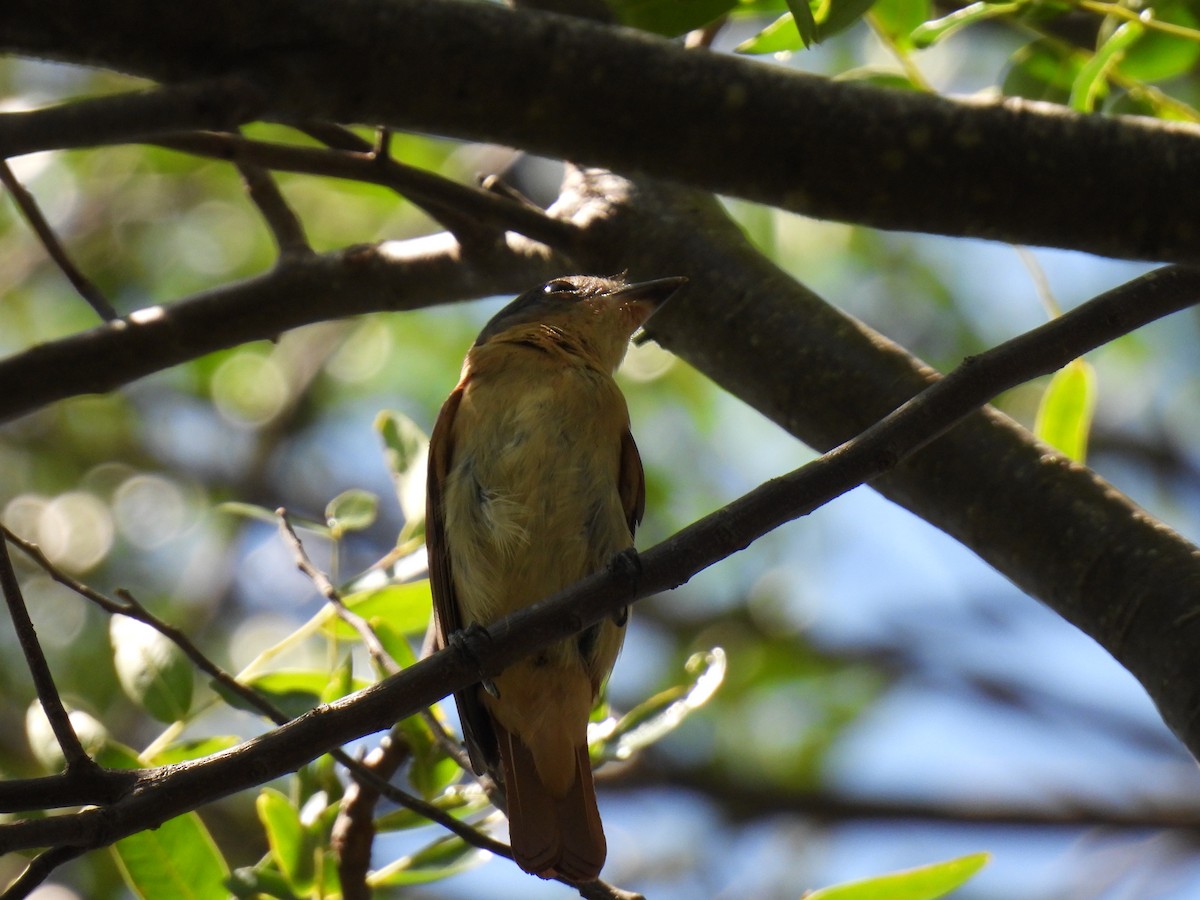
[
  {"x1": 449, "y1": 623, "x2": 500, "y2": 698},
  {"x1": 607, "y1": 548, "x2": 641, "y2": 626}
]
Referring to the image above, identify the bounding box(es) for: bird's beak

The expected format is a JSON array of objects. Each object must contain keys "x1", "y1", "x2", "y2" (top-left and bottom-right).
[{"x1": 612, "y1": 276, "x2": 688, "y2": 328}]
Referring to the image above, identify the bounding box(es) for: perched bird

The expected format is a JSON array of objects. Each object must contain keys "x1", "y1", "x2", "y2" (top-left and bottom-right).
[{"x1": 426, "y1": 274, "x2": 686, "y2": 882}]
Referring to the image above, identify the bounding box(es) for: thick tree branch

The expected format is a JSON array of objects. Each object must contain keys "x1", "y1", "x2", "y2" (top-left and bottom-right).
[
  {"x1": 0, "y1": 234, "x2": 561, "y2": 424},
  {"x1": 4, "y1": 0, "x2": 1200, "y2": 262}
]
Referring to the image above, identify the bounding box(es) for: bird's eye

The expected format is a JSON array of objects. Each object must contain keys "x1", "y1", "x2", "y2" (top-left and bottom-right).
[{"x1": 543, "y1": 279, "x2": 573, "y2": 296}]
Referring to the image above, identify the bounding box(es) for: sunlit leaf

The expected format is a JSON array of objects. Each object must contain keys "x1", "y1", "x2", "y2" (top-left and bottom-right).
[
  {"x1": 737, "y1": 12, "x2": 805, "y2": 53},
  {"x1": 325, "y1": 488, "x2": 378, "y2": 537},
  {"x1": 113, "y1": 812, "x2": 230, "y2": 900},
  {"x1": 226, "y1": 865, "x2": 301, "y2": 900},
  {"x1": 911, "y1": 1, "x2": 1023, "y2": 49},
  {"x1": 806, "y1": 852, "x2": 990, "y2": 900},
  {"x1": 599, "y1": 647, "x2": 726, "y2": 761},
  {"x1": 25, "y1": 701, "x2": 109, "y2": 771},
  {"x1": 147, "y1": 735, "x2": 239, "y2": 766},
  {"x1": 218, "y1": 501, "x2": 328, "y2": 535},
  {"x1": 375, "y1": 409, "x2": 429, "y2": 536},
  {"x1": 321, "y1": 581, "x2": 433, "y2": 640},
  {"x1": 1070, "y1": 20, "x2": 1143, "y2": 113},
  {"x1": 111, "y1": 615, "x2": 194, "y2": 723},
  {"x1": 223, "y1": 669, "x2": 368, "y2": 718},
  {"x1": 369, "y1": 833, "x2": 490, "y2": 886},
  {"x1": 1034, "y1": 358, "x2": 1097, "y2": 462},
  {"x1": 1118, "y1": 1, "x2": 1200, "y2": 83},
  {"x1": 257, "y1": 787, "x2": 314, "y2": 892},
  {"x1": 375, "y1": 785, "x2": 488, "y2": 832},
  {"x1": 396, "y1": 710, "x2": 464, "y2": 799}
]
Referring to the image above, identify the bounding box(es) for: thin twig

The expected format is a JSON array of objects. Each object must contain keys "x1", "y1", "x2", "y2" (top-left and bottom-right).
[
  {"x1": 151, "y1": 129, "x2": 580, "y2": 251},
  {"x1": 0, "y1": 159, "x2": 118, "y2": 321},
  {"x1": 3, "y1": 844, "x2": 86, "y2": 900},
  {"x1": 235, "y1": 161, "x2": 313, "y2": 259},
  {"x1": 0, "y1": 536, "x2": 99, "y2": 774},
  {"x1": 275, "y1": 508, "x2": 399, "y2": 676}
]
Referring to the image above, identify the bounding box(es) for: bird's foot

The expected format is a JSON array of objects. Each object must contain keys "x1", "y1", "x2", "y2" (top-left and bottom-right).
[
  {"x1": 448, "y1": 624, "x2": 500, "y2": 698},
  {"x1": 607, "y1": 548, "x2": 641, "y2": 626}
]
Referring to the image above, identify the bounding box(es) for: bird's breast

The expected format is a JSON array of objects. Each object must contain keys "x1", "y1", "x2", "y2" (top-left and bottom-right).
[{"x1": 442, "y1": 355, "x2": 632, "y2": 627}]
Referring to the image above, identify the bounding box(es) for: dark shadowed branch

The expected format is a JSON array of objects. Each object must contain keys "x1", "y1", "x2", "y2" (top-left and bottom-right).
[{"x1": 5, "y1": 0, "x2": 1200, "y2": 262}]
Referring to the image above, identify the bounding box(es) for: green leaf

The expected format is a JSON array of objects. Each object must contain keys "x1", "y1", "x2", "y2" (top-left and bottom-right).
[
  {"x1": 375, "y1": 785, "x2": 487, "y2": 832},
  {"x1": 325, "y1": 488, "x2": 378, "y2": 537},
  {"x1": 321, "y1": 581, "x2": 433, "y2": 640},
  {"x1": 871, "y1": 0, "x2": 931, "y2": 50},
  {"x1": 230, "y1": 669, "x2": 368, "y2": 718},
  {"x1": 601, "y1": 647, "x2": 726, "y2": 761},
  {"x1": 817, "y1": 0, "x2": 878, "y2": 42},
  {"x1": 226, "y1": 866, "x2": 302, "y2": 900},
  {"x1": 374, "y1": 409, "x2": 429, "y2": 535},
  {"x1": 25, "y1": 701, "x2": 109, "y2": 771},
  {"x1": 112, "y1": 812, "x2": 230, "y2": 900},
  {"x1": 609, "y1": 0, "x2": 737, "y2": 36},
  {"x1": 1034, "y1": 358, "x2": 1097, "y2": 463},
  {"x1": 320, "y1": 654, "x2": 356, "y2": 704},
  {"x1": 1070, "y1": 20, "x2": 1144, "y2": 113},
  {"x1": 111, "y1": 615, "x2": 194, "y2": 724},
  {"x1": 786, "y1": 0, "x2": 818, "y2": 47},
  {"x1": 147, "y1": 736, "x2": 239, "y2": 766},
  {"x1": 396, "y1": 710, "x2": 464, "y2": 799},
  {"x1": 257, "y1": 788, "x2": 314, "y2": 892},
  {"x1": 1118, "y1": 1, "x2": 1200, "y2": 83},
  {"x1": 1003, "y1": 39, "x2": 1081, "y2": 104},
  {"x1": 369, "y1": 833, "x2": 489, "y2": 886},
  {"x1": 737, "y1": 12, "x2": 805, "y2": 53},
  {"x1": 806, "y1": 852, "x2": 990, "y2": 900},
  {"x1": 911, "y1": 1, "x2": 1023, "y2": 49}
]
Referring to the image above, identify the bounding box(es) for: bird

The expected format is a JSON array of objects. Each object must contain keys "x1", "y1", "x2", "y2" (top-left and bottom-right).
[{"x1": 425, "y1": 274, "x2": 686, "y2": 882}]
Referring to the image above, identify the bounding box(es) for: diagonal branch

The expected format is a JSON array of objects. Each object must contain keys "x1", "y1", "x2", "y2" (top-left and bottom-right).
[
  {"x1": 0, "y1": 159, "x2": 118, "y2": 321},
  {"x1": 0, "y1": 537, "x2": 100, "y2": 776},
  {"x1": 234, "y1": 159, "x2": 312, "y2": 259}
]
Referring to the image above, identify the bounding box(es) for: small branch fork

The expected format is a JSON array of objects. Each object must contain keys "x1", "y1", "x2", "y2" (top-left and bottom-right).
[{"x1": 0, "y1": 264, "x2": 1194, "y2": 896}]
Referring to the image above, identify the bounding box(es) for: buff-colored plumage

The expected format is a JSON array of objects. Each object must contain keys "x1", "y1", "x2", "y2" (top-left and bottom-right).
[{"x1": 426, "y1": 275, "x2": 684, "y2": 882}]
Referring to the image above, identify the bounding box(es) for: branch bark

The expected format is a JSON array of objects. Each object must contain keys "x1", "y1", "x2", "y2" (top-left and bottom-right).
[{"x1": 4, "y1": 0, "x2": 1200, "y2": 262}]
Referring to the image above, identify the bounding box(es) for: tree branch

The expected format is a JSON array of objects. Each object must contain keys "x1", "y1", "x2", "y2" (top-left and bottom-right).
[
  {"x1": 0, "y1": 76, "x2": 263, "y2": 156},
  {"x1": 151, "y1": 130, "x2": 580, "y2": 250},
  {"x1": 4, "y1": 0, "x2": 1200, "y2": 261},
  {"x1": 0, "y1": 537, "x2": 100, "y2": 776},
  {"x1": 0, "y1": 159, "x2": 118, "y2": 320},
  {"x1": 0, "y1": 234, "x2": 561, "y2": 424}
]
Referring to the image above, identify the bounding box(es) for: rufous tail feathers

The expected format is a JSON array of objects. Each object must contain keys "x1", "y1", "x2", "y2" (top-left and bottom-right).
[{"x1": 494, "y1": 719, "x2": 606, "y2": 882}]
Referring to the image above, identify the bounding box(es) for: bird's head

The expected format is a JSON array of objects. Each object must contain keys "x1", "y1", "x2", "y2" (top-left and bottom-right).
[{"x1": 474, "y1": 275, "x2": 687, "y2": 372}]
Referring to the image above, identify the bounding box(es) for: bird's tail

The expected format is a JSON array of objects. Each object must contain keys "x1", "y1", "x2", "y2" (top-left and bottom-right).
[{"x1": 494, "y1": 720, "x2": 606, "y2": 883}]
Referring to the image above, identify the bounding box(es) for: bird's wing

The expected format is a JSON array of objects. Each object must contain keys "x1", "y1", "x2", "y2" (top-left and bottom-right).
[
  {"x1": 426, "y1": 383, "x2": 463, "y2": 650},
  {"x1": 426, "y1": 383, "x2": 498, "y2": 775},
  {"x1": 618, "y1": 428, "x2": 646, "y2": 539}
]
